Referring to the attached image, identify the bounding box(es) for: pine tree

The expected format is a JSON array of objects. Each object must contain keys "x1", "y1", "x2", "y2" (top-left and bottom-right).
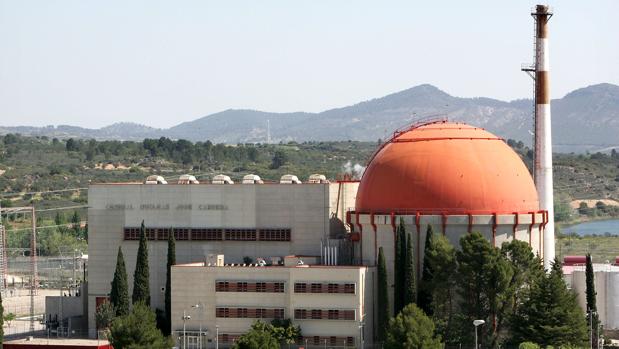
[
  {"x1": 164, "y1": 230, "x2": 176, "y2": 336},
  {"x1": 110, "y1": 246, "x2": 130, "y2": 316},
  {"x1": 585, "y1": 253, "x2": 600, "y2": 349},
  {"x1": 377, "y1": 247, "x2": 390, "y2": 343},
  {"x1": 109, "y1": 302, "x2": 173, "y2": 349},
  {"x1": 384, "y1": 303, "x2": 442, "y2": 349},
  {"x1": 426, "y1": 235, "x2": 457, "y2": 345},
  {"x1": 418, "y1": 225, "x2": 435, "y2": 315},
  {"x1": 132, "y1": 220, "x2": 150, "y2": 306},
  {"x1": 511, "y1": 258, "x2": 588, "y2": 347},
  {"x1": 404, "y1": 233, "x2": 416, "y2": 306}
]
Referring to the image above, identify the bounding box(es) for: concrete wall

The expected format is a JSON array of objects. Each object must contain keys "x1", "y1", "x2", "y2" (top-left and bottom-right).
[{"x1": 87, "y1": 182, "x2": 358, "y2": 336}]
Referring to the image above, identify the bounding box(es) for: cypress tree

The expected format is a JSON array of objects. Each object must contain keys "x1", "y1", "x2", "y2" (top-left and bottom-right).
[
  {"x1": 110, "y1": 246, "x2": 130, "y2": 316},
  {"x1": 377, "y1": 247, "x2": 390, "y2": 343},
  {"x1": 132, "y1": 220, "x2": 150, "y2": 306},
  {"x1": 394, "y1": 218, "x2": 407, "y2": 315},
  {"x1": 585, "y1": 253, "x2": 600, "y2": 349},
  {"x1": 404, "y1": 232, "x2": 416, "y2": 306},
  {"x1": 418, "y1": 225, "x2": 435, "y2": 315},
  {"x1": 164, "y1": 230, "x2": 176, "y2": 336}
]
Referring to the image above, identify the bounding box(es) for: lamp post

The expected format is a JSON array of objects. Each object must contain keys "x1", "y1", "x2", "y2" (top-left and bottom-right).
[
  {"x1": 191, "y1": 303, "x2": 202, "y2": 348},
  {"x1": 216, "y1": 324, "x2": 219, "y2": 349},
  {"x1": 358, "y1": 322, "x2": 365, "y2": 349},
  {"x1": 473, "y1": 319, "x2": 485, "y2": 349},
  {"x1": 588, "y1": 310, "x2": 597, "y2": 349},
  {"x1": 182, "y1": 310, "x2": 191, "y2": 349}
]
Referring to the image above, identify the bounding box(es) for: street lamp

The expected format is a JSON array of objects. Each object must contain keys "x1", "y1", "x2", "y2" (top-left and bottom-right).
[
  {"x1": 182, "y1": 311, "x2": 191, "y2": 349},
  {"x1": 587, "y1": 310, "x2": 598, "y2": 349},
  {"x1": 358, "y1": 322, "x2": 365, "y2": 349},
  {"x1": 473, "y1": 319, "x2": 485, "y2": 349},
  {"x1": 216, "y1": 324, "x2": 219, "y2": 349},
  {"x1": 191, "y1": 303, "x2": 202, "y2": 348}
]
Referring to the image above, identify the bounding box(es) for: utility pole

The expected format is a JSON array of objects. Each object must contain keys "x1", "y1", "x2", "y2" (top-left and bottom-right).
[{"x1": 30, "y1": 205, "x2": 37, "y2": 332}]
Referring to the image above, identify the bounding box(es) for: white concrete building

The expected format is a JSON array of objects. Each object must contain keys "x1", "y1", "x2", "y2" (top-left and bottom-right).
[{"x1": 86, "y1": 180, "x2": 359, "y2": 343}]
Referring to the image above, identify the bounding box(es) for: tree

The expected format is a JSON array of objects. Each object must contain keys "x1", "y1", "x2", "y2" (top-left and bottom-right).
[
  {"x1": 377, "y1": 247, "x2": 390, "y2": 342},
  {"x1": 425, "y1": 235, "x2": 457, "y2": 345},
  {"x1": 233, "y1": 321, "x2": 280, "y2": 349},
  {"x1": 270, "y1": 319, "x2": 301, "y2": 345},
  {"x1": 384, "y1": 303, "x2": 442, "y2": 349},
  {"x1": 132, "y1": 220, "x2": 150, "y2": 306},
  {"x1": 270, "y1": 150, "x2": 289, "y2": 169},
  {"x1": 110, "y1": 246, "x2": 130, "y2": 316},
  {"x1": 164, "y1": 231, "x2": 176, "y2": 336},
  {"x1": 95, "y1": 301, "x2": 115, "y2": 330},
  {"x1": 455, "y1": 232, "x2": 512, "y2": 347},
  {"x1": 3, "y1": 312, "x2": 15, "y2": 328},
  {"x1": 404, "y1": 232, "x2": 416, "y2": 305},
  {"x1": 586, "y1": 253, "x2": 600, "y2": 349},
  {"x1": 418, "y1": 225, "x2": 435, "y2": 315},
  {"x1": 109, "y1": 302, "x2": 173, "y2": 349},
  {"x1": 71, "y1": 211, "x2": 81, "y2": 236},
  {"x1": 511, "y1": 258, "x2": 588, "y2": 347},
  {"x1": 394, "y1": 218, "x2": 406, "y2": 315}
]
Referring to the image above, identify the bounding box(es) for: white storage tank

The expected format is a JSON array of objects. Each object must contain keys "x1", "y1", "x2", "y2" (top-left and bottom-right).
[
  {"x1": 144, "y1": 175, "x2": 167, "y2": 184},
  {"x1": 212, "y1": 174, "x2": 234, "y2": 184},
  {"x1": 279, "y1": 174, "x2": 301, "y2": 184},
  {"x1": 308, "y1": 174, "x2": 329, "y2": 183},
  {"x1": 242, "y1": 174, "x2": 264, "y2": 184},
  {"x1": 177, "y1": 174, "x2": 199, "y2": 184}
]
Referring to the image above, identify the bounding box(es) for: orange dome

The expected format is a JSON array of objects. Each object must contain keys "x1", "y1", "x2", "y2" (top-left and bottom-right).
[{"x1": 355, "y1": 121, "x2": 539, "y2": 214}]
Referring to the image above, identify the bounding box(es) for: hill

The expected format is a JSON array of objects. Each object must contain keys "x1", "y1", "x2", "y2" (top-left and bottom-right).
[{"x1": 2, "y1": 83, "x2": 619, "y2": 152}]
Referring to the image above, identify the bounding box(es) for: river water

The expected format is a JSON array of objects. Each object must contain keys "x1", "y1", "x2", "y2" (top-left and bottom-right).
[{"x1": 561, "y1": 219, "x2": 619, "y2": 236}]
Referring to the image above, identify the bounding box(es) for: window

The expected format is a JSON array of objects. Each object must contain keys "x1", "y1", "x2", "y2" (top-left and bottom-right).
[
  {"x1": 157, "y1": 228, "x2": 170, "y2": 240},
  {"x1": 295, "y1": 309, "x2": 307, "y2": 320},
  {"x1": 237, "y1": 282, "x2": 248, "y2": 292},
  {"x1": 273, "y1": 308, "x2": 284, "y2": 319},
  {"x1": 145, "y1": 228, "x2": 157, "y2": 240},
  {"x1": 174, "y1": 228, "x2": 189, "y2": 240},
  {"x1": 225, "y1": 228, "x2": 257, "y2": 241},
  {"x1": 346, "y1": 337, "x2": 355, "y2": 345},
  {"x1": 328, "y1": 310, "x2": 339, "y2": 320},
  {"x1": 256, "y1": 282, "x2": 266, "y2": 292},
  {"x1": 310, "y1": 283, "x2": 322, "y2": 293},
  {"x1": 342, "y1": 310, "x2": 355, "y2": 320},
  {"x1": 123, "y1": 227, "x2": 140, "y2": 240},
  {"x1": 216, "y1": 281, "x2": 229, "y2": 292},
  {"x1": 327, "y1": 283, "x2": 338, "y2": 293},
  {"x1": 344, "y1": 283, "x2": 355, "y2": 294},
  {"x1": 255, "y1": 308, "x2": 265, "y2": 318},
  {"x1": 274, "y1": 282, "x2": 285, "y2": 293},
  {"x1": 258, "y1": 228, "x2": 291, "y2": 241},
  {"x1": 216, "y1": 308, "x2": 230, "y2": 318},
  {"x1": 311, "y1": 309, "x2": 322, "y2": 319},
  {"x1": 237, "y1": 308, "x2": 248, "y2": 318},
  {"x1": 191, "y1": 228, "x2": 223, "y2": 241},
  {"x1": 294, "y1": 283, "x2": 307, "y2": 293},
  {"x1": 313, "y1": 336, "x2": 320, "y2": 345},
  {"x1": 330, "y1": 337, "x2": 337, "y2": 346}
]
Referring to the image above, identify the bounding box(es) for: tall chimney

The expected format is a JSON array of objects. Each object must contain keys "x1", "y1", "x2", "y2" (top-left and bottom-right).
[{"x1": 532, "y1": 5, "x2": 554, "y2": 270}]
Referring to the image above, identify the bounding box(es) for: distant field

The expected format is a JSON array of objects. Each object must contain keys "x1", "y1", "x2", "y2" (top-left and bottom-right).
[{"x1": 556, "y1": 235, "x2": 619, "y2": 263}]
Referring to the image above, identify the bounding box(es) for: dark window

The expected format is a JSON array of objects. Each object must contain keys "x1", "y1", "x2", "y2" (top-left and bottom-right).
[
  {"x1": 342, "y1": 310, "x2": 355, "y2": 320},
  {"x1": 274, "y1": 282, "x2": 285, "y2": 293},
  {"x1": 273, "y1": 308, "x2": 284, "y2": 319},
  {"x1": 310, "y1": 283, "x2": 322, "y2": 293},
  {"x1": 158, "y1": 228, "x2": 170, "y2": 240},
  {"x1": 344, "y1": 283, "x2": 355, "y2": 294},
  {"x1": 311, "y1": 309, "x2": 322, "y2": 319},
  {"x1": 313, "y1": 336, "x2": 320, "y2": 345},
  {"x1": 216, "y1": 308, "x2": 230, "y2": 318},
  {"x1": 328, "y1": 309, "x2": 339, "y2": 320},
  {"x1": 258, "y1": 228, "x2": 291, "y2": 241},
  {"x1": 256, "y1": 282, "x2": 266, "y2": 292},
  {"x1": 346, "y1": 337, "x2": 354, "y2": 345},
  {"x1": 294, "y1": 309, "x2": 307, "y2": 320},
  {"x1": 327, "y1": 283, "x2": 338, "y2": 293},
  {"x1": 330, "y1": 337, "x2": 337, "y2": 346},
  {"x1": 123, "y1": 227, "x2": 140, "y2": 240},
  {"x1": 237, "y1": 308, "x2": 248, "y2": 318},
  {"x1": 174, "y1": 228, "x2": 189, "y2": 240},
  {"x1": 191, "y1": 228, "x2": 223, "y2": 241},
  {"x1": 225, "y1": 228, "x2": 257, "y2": 241},
  {"x1": 237, "y1": 282, "x2": 248, "y2": 292},
  {"x1": 294, "y1": 283, "x2": 307, "y2": 293},
  {"x1": 145, "y1": 228, "x2": 157, "y2": 240}
]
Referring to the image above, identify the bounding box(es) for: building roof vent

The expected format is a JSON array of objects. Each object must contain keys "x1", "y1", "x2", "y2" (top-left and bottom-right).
[
  {"x1": 308, "y1": 174, "x2": 329, "y2": 183},
  {"x1": 178, "y1": 174, "x2": 199, "y2": 184},
  {"x1": 145, "y1": 175, "x2": 167, "y2": 184},
  {"x1": 212, "y1": 174, "x2": 234, "y2": 184},
  {"x1": 242, "y1": 174, "x2": 264, "y2": 184},
  {"x1": 280, "y1": 174, "x2": 301, "y2": 184}
]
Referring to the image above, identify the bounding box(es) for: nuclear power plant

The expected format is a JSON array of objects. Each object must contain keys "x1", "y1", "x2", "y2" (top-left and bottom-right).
[{"x1": 32, "y1": 4, "x2": 568, "y2": 349}]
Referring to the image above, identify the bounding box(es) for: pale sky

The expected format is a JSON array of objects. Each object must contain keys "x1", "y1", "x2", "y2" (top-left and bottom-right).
[{"x1": 1, "y1": 0, "x2": 617, "y2": 128}]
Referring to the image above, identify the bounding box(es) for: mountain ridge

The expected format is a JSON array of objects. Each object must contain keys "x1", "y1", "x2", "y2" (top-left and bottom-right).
[{"x1": 2, "y1": 83, "x2": 618, "y2": 152}]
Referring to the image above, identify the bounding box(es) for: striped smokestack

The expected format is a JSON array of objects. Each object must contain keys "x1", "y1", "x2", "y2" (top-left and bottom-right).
[{"x1": 532, "y1": 5, "x2": 554, "y2": 270}]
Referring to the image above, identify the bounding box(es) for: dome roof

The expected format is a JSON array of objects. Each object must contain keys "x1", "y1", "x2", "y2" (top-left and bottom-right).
[{"x1": 355, "y1": 121, "x2": 539, "y2": 214}]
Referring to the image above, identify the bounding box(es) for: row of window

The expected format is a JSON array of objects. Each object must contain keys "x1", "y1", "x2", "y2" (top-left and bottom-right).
[
  {"x1": 216, "y1": 334, "x2": 355, "y2": 346},
  {"x1": 294, "y1": 282, "x2": 355, "y2": 294},
  {"x1": 215, "y1": 307, "x2": 285, "y2": 319},
  {"x1": 123, "y1": 227, "x2": 291, "y2": 241},
  {"x1": 294, "y1": 309, "x2": 356, "y2": 321},
  {"x1": 216, "y1": 281, "x2": 285, "y2": 293}
]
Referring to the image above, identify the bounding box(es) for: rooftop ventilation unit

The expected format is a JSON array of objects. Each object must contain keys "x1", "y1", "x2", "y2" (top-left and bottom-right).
[
  {"x1": 212, "y1": 174, "x2": 234, "y2": 184},
  {"x1": 178, "y1": 174, "x2": 199, "y2": 184},
  {"x1": 144, "y1": 175, "x2": 167, "y2": 184},
  {"x1": 279, "y1": 174, "x2": 301, "y2": 184},
  {"x1": 242, "y1": 174, "x2": 264, "y2": 184},
  {"x1": 308, "y1": 174, "x2": 329, "y2": 183}
]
